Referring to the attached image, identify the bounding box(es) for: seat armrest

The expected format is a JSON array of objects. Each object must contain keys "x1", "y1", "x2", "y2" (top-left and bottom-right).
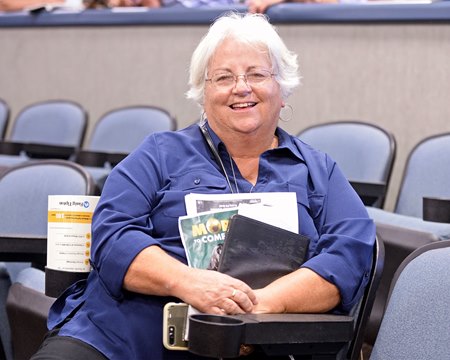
[
  {"x1": 423, "y1": 197, "x2": 450, "y2": 223},
  {"x1": 0, "y1": 141, "x2": 26, "y2": 155},
  {"x1": 23, "y1": 143, "x2": 76, "y2": 160},
  {"x1": 0, "y1": 234, "x2": 47, "y2": 266},
  {"x1": 350, "y1": 180, "x2": 387, "y2": 207},
  {"x1": 75, "y1": 150, "x2": 128, "y2": 167},
  {"x1": 75, "y1": 150, "x2": 109, "y2": 167},
  {"x1": 107, "y1": 152, "x2": 127, "y2": 167}
]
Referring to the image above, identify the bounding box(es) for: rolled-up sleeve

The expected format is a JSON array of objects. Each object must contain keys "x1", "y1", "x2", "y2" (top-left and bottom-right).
[
  {"x1": 302, "y1": 155, "x2": 375, "y2": 313},
  {"x1": 90, "y1": 136, "x2": 166, "y2": 300}
]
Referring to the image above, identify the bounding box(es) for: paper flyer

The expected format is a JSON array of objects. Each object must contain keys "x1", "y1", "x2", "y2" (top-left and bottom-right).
[
  {"x1": 47, "y1": 195, "x2": 100, "y2": 272},
  {"x1": 184, "y1": 192, "x2": 298, "y2": 233}
]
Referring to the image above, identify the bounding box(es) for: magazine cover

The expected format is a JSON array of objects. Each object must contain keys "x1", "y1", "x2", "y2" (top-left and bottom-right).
[{"x1": 178, "y1": 208, "x2": 238, "y2": 269}]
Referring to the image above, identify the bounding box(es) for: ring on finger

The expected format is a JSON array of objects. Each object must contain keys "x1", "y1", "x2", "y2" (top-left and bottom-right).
[{"x1": 231, "y1": 288, "x2": 237, "y2": 298}]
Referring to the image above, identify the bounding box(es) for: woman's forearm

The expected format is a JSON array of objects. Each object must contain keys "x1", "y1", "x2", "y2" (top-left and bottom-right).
[{"x1": 253, "y1": 267, "x2": 341, "y2": 314}]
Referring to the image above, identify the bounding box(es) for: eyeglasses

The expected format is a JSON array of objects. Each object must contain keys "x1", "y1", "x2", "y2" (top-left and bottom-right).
[{"x1": 205, "y1": 69, "x2": 276, "y2": 90}]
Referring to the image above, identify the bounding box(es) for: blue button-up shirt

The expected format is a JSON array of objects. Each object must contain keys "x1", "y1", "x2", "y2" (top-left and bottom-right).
[{"x1": 48, "y1": 123, "x2": 375, "y2": 360}]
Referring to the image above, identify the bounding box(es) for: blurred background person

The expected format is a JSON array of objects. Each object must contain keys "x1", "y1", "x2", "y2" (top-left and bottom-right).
[
  {"x1": 247, "y1": 0, "x2": 338, "y2": 14},
  {"x1": 0, "y1": 0, "x2": 64, "y2": 11}
]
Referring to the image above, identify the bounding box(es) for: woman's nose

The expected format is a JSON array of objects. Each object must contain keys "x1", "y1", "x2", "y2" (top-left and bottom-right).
[{"x1": 233, "y1": 75, "x2": 252, "y2": 93}]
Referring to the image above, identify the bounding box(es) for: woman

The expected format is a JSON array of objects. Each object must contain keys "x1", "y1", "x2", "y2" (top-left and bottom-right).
[{"x1": 32, "y1": 12, "x2": 375, "y2": 360}]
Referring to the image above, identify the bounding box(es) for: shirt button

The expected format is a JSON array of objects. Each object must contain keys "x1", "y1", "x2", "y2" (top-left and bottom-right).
[{"x1": 194, "y1": 178, "x2": 201, "y2": 185}]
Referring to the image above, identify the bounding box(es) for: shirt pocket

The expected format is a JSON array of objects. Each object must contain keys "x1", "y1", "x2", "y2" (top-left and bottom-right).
[
  {"x1": 287, "y1": 182, "x2": 324, "y2": 253},
  {"x1": 158, "y1": 170, "x2": 228, "y2": 219}
]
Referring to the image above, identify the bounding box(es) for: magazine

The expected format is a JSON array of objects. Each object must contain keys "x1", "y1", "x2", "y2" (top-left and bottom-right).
[{"x1": 178, "y1": 208, "x2": 238, "y2": 270}]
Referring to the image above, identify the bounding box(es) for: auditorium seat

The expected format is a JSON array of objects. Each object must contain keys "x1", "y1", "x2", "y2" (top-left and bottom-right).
[
  {"x1": 0, "y1": 99, "x2": 88, "y2": 174},
  {"x1": 298, "y1": 121, "x2": 396, "y2": 208},
  {"x1": 366, "y1": 132, "x2": 450, "y2": 238},
  {"x1": 75, "y1": 105, "x2": 176, "y2": 192},
  {"x1": 0, "y1": 160, "x2": 95, "y2": 360},
  {"x1": 369, "y1": 240, "x2": 450, "y2": 360},
  {"x1": 363, "y1": 133, "x2": 450, "y2": 354}
]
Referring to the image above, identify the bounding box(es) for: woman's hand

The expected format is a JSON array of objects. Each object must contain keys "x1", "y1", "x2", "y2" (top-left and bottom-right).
[
  {"x1": 174, "y1": 267, "x2": 258, "y2": 315},
  {"x1": 124, "y1": 245, "x2": 257, "y2": 315}
]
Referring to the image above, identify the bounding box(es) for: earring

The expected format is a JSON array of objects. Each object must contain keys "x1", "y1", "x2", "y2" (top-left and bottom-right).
[{"x1": 279, "y1": 104, "x2": 293, "y2": 123}]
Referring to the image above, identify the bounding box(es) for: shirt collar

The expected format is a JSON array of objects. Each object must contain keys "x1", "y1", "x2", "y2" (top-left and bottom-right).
[{"x1": 201, "y1": 120, "x2": 305, "y2": 163}]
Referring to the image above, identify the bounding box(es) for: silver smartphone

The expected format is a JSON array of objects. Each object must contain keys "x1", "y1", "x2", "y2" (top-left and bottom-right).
[{"x1": 162, "y1": 302, "x2": 189, "y2": 351}]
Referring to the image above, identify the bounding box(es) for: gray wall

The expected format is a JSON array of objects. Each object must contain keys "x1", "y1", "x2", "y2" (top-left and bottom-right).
[{"x1": 1, "y1": 23, "x2": 450, "y2": 210}]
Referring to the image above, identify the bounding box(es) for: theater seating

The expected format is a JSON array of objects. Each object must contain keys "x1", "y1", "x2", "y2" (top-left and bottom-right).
[
  {"x1": 0, "y1": 160, "x2": 95, "y2": 360},
  {"x1": 298, "y1": 121, "x2": 396, "y2": 208},
  {"x1": 0, "y1": 99, "x2": 88, "y2": 174},
  {"x1": 369, "y1": 240, "x2": 450, "y2": 359},
  {"x1": 75, "y1": 105, "x2": 177, "y2": 192}
]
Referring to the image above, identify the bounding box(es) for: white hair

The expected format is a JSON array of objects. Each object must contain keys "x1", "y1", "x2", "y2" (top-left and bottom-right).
[{"x1": 186, "y1": 12, "x2": 301, "y2": 106}]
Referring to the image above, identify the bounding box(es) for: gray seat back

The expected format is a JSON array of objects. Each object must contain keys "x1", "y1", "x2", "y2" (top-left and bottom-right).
[
  {"x1": 298, "y1": 121, "x2": 396, "y2": 208},
  {"x1": 370, "y1": 240, "x2": 450, "y2": 360},
  {"x1": 9, "y1": 100, "x2": 87, "y2": 147},
  {"x1": 395, "y1": 133, "x2": 450, "y2": 218},
  {"x1": 298, "y1": 121, "x2": 396, "y2": 184},
  {"x1": 0, "y1": 160, "x2": 94, "y2": 235},
  {"x1": 87, "y1": 105, "x2": 176, "y2": 153}
]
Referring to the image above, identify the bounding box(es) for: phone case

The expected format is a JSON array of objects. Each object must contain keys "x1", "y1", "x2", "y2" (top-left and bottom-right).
[{"x1": 162, "y1": 302, "x2": 189, "y2": 351}]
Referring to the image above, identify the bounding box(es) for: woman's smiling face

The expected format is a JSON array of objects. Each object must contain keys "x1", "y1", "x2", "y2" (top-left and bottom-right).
[{"x1": 204, "y1": 37, "x2": 284, "y2": 138}]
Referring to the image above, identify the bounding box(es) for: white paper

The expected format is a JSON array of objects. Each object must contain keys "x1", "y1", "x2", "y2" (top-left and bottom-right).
[
  {"x1": 47, "y1": 195, "x2": 100, "y2": 272},
  {"x1": 184, "y1": 192, "x2": 298, "y2": 233}
]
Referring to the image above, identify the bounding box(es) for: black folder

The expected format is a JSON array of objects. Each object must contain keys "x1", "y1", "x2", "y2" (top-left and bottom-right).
[{"x1": 217, "y1": 215, "x2": 309, "y2": 289}]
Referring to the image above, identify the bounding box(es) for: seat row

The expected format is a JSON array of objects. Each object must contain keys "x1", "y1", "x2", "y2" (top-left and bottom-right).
[
  {"x1": 0, "y1": 159, "x2": 96, "y2": 360},
  {"x1": 297, "y1": 121, "x2": 450, "y2": 357},
  {"x1": 2, "y1": 163, "x2": 449, "y2": 360},
  {"x1": 2, "y1": 159, "x2": 449, "y2": 360},
  {"x1": 0, "y1": 98, "x2": 177, "y2": 192},
  {"x1": 2, "y1": 101, "x2": 450, "y2": 359},
  {"x1": 297, "y1": 120, "x2": 450, "y2": 229}
]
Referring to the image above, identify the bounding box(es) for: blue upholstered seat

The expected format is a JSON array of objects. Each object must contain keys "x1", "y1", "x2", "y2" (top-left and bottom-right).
[
  {"x1": 76, "y1": 105, "x2": 176, "y2": 192},
  {"x1": 367, "y1": 132, "x2": 450, "y2": 239},
  {"x1": 366, "y1": 207, "x2": 450, "y2": 240},
  {"x1": 298, "y1": 121, "x2": 396, "y2": 208},
  {"x1": 0, "y1": 160, "x2": 95, "y2": 360},
  {"x1": 364, "y1": 133, "x2": 450, "y2": 350},
  {"x1": 0, "y1": 99, "x2": 88, "y2": 171},
  {"x1": 87, "y1": 105, "x2": 176, "y2": 153},
  {"x1": 370, "y1": 241, "x2": 450, "y2": 360}
]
